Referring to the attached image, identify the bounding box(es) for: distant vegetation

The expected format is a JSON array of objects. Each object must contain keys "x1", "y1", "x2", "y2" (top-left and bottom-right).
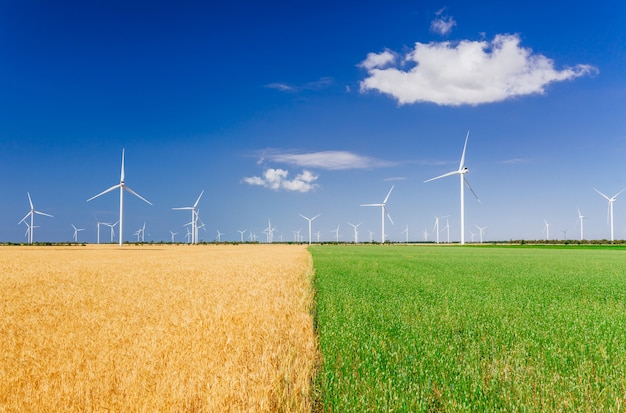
[{"x1": 311, "y1": 245, "x2": 626, "y2": 411}]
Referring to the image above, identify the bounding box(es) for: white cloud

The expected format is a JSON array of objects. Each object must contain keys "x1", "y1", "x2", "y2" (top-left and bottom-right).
[
  {"x1": 430, "y1": 16, "x2": 456, "y2": 35},
  {"x1": 360, "y1": 50, "x2": 397, "y2": 70},
  {"x1": 265, "y1": 77, "x2": 333, "y2": 93},
  {"x1": 243, "y1": 168, "x2": 319, "y2": 192},
  {"x1": 360, "y1": 34, "x2": 598, "y2": 106},
  {"x1": 262, "y1": 150, "x2": 395, "y2": 170}
]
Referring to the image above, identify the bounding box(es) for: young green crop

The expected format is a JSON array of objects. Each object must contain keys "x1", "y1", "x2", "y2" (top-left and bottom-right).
[{"x1": 311, "y1": 245, "x2": 626, "y2": 412}]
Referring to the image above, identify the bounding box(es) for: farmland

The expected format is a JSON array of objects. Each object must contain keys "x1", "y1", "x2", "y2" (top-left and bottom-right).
[
  {"x1": 311, "y1": 245, "x2": 626, "y2": 412},
  {"x1": 0, "y1": 244, "x2": 315, "y2": 412}
]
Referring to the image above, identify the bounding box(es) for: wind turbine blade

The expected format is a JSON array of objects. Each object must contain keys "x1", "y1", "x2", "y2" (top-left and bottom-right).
[
  {"x1": 18, "y1": 211, "x2": 32, "y2": 225},
  {"x1": 120, "y1": 148, "x2": 125, "y2": 182},
  {"x1": 194, "y1": 190, "x2": 204, "y2": 208},
  {"x1": 312, "y1": 213, "x2": 321, "y2": 220},
  {"x1": 613, "y1": 188, "x2": 626, "y2": 198},
  {"x1": 385, "y1": 207, "x2": 394, "y2": 225},
  {"x1": 360, "y1": 203, "x2": 382, "y2": 207},
  {"x1": 87, "y1": 184, "x2": 121, "y2": 202},
  {"x1": 424, "y1": 170, "x2": 458, "y2": 183},
  {"x1": 27, "y1": 192, "x2": 34, "y2": 209},
  {"x1": 35, "y1": 211, "x2": 53, "y2": 218},
  {"x1": 459, "y1": 130, "x2": 470, "y2": 170},
  {"x1": 594, "y1": 188, "x2": 610, "y2": 200},
  {"x1": 464, "y1": 177, "x2": 481, "y2": 203},
  {"x1": 383, "y1": 185, "x2": 394, "y2": 204},
  {"x1": 124, "y1": 186, "x2": 153, "y2": 205},
  {"x1": 172, "y1": 206, "x2": 193, "y2": 210}
]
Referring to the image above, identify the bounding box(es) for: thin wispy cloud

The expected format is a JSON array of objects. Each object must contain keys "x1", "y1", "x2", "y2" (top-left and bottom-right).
[
  {"x1": 499, "y1": 158, "x2": 531, "y2": 165},
  {"x1": 430, "y1": 9, "x2": 456, "y2": 36},
  {"x1": 259, "y1": 149, "x2": 396, "y2": 170},
  {"x1": 242, "y1": 168, "x2": 319, "y2": 192},
  {"x1": 359, "y1": 34, "x2": 598, "y2": 106},
  {"x1": 265, "y1": 77, "x2": 334, "y2": 93}
]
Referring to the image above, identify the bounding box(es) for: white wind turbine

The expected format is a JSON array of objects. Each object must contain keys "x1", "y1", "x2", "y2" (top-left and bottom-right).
[
  {"x1": 423, "y1": 229, "x2": 429, "y2": 242},
  {"x1": 293, "y1": 229, "x2": 302, "y2": 242},
  {"x1": 361, "y1": 185, "x2": 394, "y2": 243},
  {"x1": 433, "y1": 216, "x2": 441, "y2": 244},
  {"x1": 368, "y1": 229, "x2": 375, "y2": 243},
  {"x1": 594, "y1": 188, "x2": 625, "y2": 242},
  {"x1": 401, "y1": 224, "x2": 409, "y2": 243},
  {"x1": 103, "y1": 221, "x2": 118, "y2": 243},
  {"x1": 332, "y1": 225, "x2": 341, "y2": 243},
  {"x1": 172, "y1": 190, "x2": 204, "y2": 245},
  {"x1": 315, "y1": 231, "x2": 321, "y2": 243},
  {"x1": 236, "y1": 229, "x2": 247, "y2": 242},
  {"x1": 18, "y1": 192, "x2": 53, "y2": 244},
  {"x1": 348, "y1": 222, "x2": 362, "y2": 243},
  {"x1": 543, "y1": 220, "x2": 550, "y2": 241},
  {"x1": 87, "y1": 149, "x2": 152, "y2": 246},
  {"x1": 263, "y1": 219, "x2": 277, "y2": 243},
  {"x1": 216, "y1": 230, "x2": 224, "y2": 242},
  {"x1": 299, "y1": 213, "x2": 321, "y2": 245},
  {"x1": 425, "y1": 131, "x2": 480, "y2": 245},
  {"x1": 169, "y1": 230, "x2": 178, "y2": 243},
  {"x1": 71, "y1": 224, "x2": 85, "y2": 242},
  {"x1": 443, "y1": 217, "x2": 450, "y2": 243},
  {"x1": 475, "y1": 225, "x2": 487, "y2": 244},
  {"x1": 576, "y1": 208, "x2": 586, "y2": 241}
]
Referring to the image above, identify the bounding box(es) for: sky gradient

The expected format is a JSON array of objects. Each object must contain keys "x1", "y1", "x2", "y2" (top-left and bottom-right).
[{"x1": 1, "y1": 1, "x2": 625, "y2": 243}]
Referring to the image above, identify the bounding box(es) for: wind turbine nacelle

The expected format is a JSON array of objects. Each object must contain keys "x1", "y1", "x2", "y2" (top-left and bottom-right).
[{"x1": 461, "y1": 167, "x2": 469, "y2": 174}]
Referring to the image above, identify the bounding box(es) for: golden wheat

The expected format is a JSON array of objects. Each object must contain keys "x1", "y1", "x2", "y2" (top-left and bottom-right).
[{"x1": 0, "y1": 244, "x2": 316, "y2": 412}]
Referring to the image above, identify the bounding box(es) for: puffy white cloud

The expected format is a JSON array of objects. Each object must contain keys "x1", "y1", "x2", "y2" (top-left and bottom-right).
[
  {"x1": 243, "y1": 168, "x2": 318, "y2": 192},
  {"x1": 360, "y1": 50, "x2": 397, "y2": 70},
  {"x1": 360, "y1": 34, "x2": 598, "y2": 106}
]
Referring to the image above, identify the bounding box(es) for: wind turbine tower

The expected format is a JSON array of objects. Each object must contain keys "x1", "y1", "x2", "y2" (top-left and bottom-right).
[
  {"x1": 576, "y1": 208, "x2": 586, "y2": 241},
  {"x1": 425, "y1": 131, "x2": 480, "y2": 245},
  {"x1": 87, "y1": 149, "x2": 152, "y2": 246}
]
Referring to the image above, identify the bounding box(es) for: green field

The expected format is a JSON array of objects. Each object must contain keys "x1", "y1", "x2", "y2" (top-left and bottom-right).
[{"x1": 311, "y1": 245, "x2": 626, "y2": 412}]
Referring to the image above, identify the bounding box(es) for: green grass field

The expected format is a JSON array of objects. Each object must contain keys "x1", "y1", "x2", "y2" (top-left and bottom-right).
[{"x1": 311, "y1": 245, "x2": 626, "y2": 412}]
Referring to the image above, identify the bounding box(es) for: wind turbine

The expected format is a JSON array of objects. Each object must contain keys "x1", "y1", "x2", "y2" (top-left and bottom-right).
[
  {"x1": 348, "y1": 222, "x2": 362, "y2": 243},
  {"x1": 425, "y1": 131, "x2": 480, "y2": 245},
  {"x1": 315, "y1": 231, "x2": 321, "y2": 243},
  {"x1": 18, "y1": 192, "x2": 53, "y2": 244},
  {"x1": 368, "y1": 229, "x2": 375, "y2": 243},
  {"x1": 87, "y1": 149, "x2": 152, "y2": 246},
  {"x1": 576, "y1": 208, "x2": 586, "y2": 241},
  {"x1": 103, "y1": 221, "x2": 118, "y2": 243},
  {"x1": 299, "y1": 213, "x2": 321, "y2": 245},
  {"x1": 71, "y1": 224, "x2": 85, "y2": 242},
  {"x1": 433, "y1": 216, "x2": 440, "y2": 244},
  {"x1": 263, "y1": 219, "x2": 276, "y2": 243},
  {"x1": 423, "y1": 229, "x2": 429, "y2": 242},
  {"x1": 361, "y1": 185, "x2": 394, "y2": 243},
  {"x1": 594, "y1": 188, "x2": 625, "y2": 242},
  {"x1": 332, "y1": 225, "x2": 341, "y2": 243},
  {"x1": 292, "y1": 228, "x2": 302, "y2": 242},
  {"x1": 475, "y1": 225, "x2": 487, "y2": 244},
  {"x1": 443, "y1": 217, "x2": 450, "y2": 243},
  {"x1": 543, "y1": 220, "x2": 550, "y2": 241},
  {"x1": 401, "y1": 224, "x2": 409, "y2": 243},
  {"x1": 236, "y1": 229, "x2": 247, "y2": 242},
  {"x1": 216, "y1": 230, "x2": 224, "y2": 242},
  {"x1": 169, "y1": 230, "x2": 178, "y2": 243},
  {"x1": 172, "y1": 190, "x2": 204, "y2": 245}
]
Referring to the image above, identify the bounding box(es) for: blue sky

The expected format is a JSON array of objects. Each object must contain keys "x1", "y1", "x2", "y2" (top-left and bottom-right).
[{"x1": 1, "y1": 0, "x2": 625, "y2": 243}]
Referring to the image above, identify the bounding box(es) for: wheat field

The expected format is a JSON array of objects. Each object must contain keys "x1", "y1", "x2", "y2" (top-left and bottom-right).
[{"x1": 0, "y1": 244, "x2": 316, "y2": 412}]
